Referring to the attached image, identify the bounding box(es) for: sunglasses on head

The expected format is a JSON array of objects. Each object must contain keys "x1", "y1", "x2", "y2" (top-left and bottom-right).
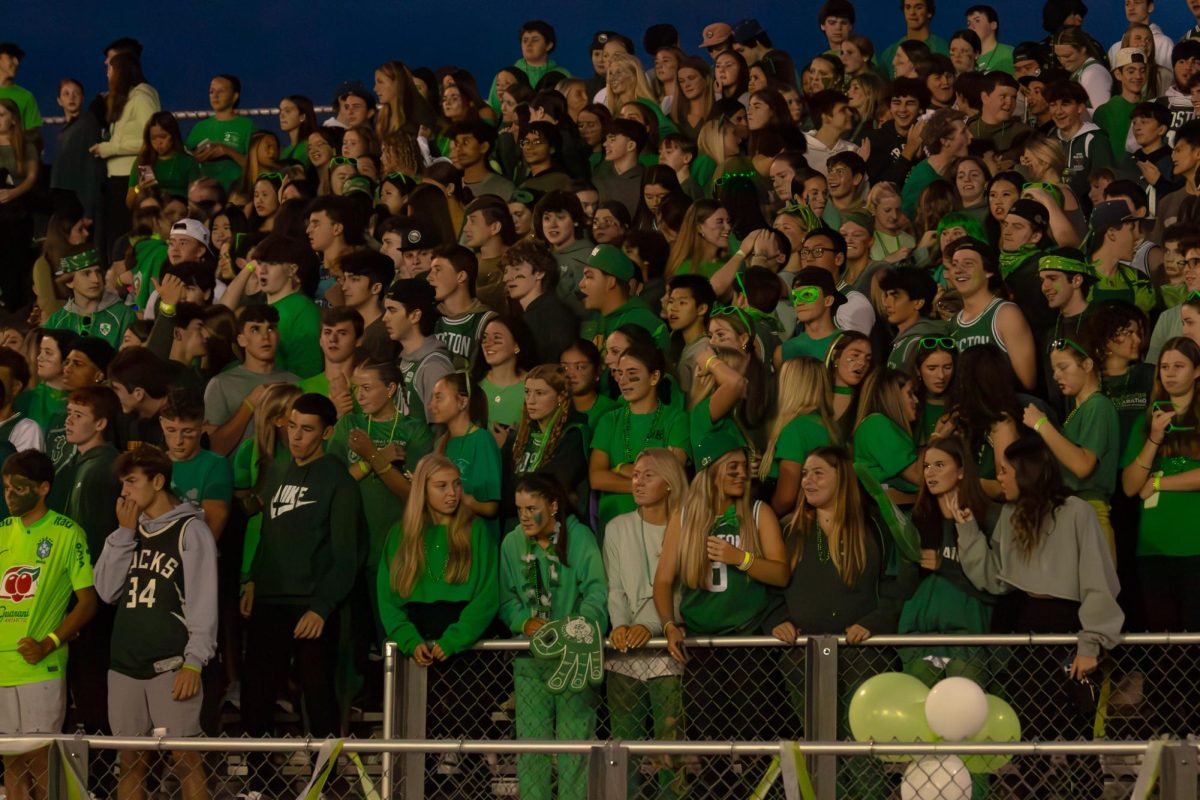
[
  {"x1": 918, "y1": 336, "x2": 956, "y2": 350},
  {"x1": 330, "y1": 156, "x2": 358, "y2": 167},
  {"x1": 1051, "y1": 338, "x2": 1091, "y2": 359}
]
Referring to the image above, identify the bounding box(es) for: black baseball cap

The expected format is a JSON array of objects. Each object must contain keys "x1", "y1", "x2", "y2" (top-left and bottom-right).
[{"x1": 1006, "y1": 198, "x2": 1050, "y2": 231}]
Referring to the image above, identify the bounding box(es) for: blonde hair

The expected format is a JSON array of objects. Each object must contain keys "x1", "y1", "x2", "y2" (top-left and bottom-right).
[
  {"x1": 677, "y1": 450, "x2": 758, "y2": 589},
  {"x1": 633, "y1": 448, "x2": 688, "y2": 519},
  {"x1": 686, "y1": 344, "x2": 746, "y2": 410},
  {"x1": 696, "y1": 118, "x2": 729, "y2": 180},
  {"x1": 1020, "y1": 133, "x2": 1067, "y2": 183},
  {"x1": 390, "y1": 454, "x2": 475, "y2": 597},
  {"x1": 252, "y1": 384, "x2": 303, "y2": 493},
  {"x1": 605, "y1": 53, "x2": 658, "y2": 113},
  {"x1": 759, "y1": 357, "x2": 837, "y2": 479},
  {"x1": 865, "y1": 181, "x2": 901, "y2": 216},
  {"x1": 854, "y1": 367, "x2": 914, "y2": 434},
  {"x1": 786, "y1": 446, "x2": 868, "y2": 585},
  {"x1": 666, "y1": 199, "x2": 722, "y2": 277}
]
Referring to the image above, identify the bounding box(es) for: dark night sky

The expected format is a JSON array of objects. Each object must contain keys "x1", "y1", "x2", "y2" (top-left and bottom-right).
[{"x1": 10, "y1": 0, "x2": 1197, "y2": 124}]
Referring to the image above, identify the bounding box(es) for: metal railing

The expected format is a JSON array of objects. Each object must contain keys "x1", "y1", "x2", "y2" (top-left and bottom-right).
[
  {"x1": 41, "y1": 105, "x2": 336, "y2": 127},
  {"x1": 382, "y1": 633, "x2": 1200, "y2": 799},
  {"x1": 0, "y1": 734, "x2": 1193, "y2": 800}
]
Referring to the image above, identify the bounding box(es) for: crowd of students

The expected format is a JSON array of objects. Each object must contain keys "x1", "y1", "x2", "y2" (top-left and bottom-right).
[{"x1": 4, "y1": 0, "x2": 1200, "y2": 796}]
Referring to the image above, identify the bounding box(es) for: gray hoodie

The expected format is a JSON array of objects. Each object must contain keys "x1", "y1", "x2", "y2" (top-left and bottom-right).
[
  {"x1": 398, "y1": 335, "x2": 454, "y2": 414},
  {"x1": 93, "y1": 501, "x2": 218, "y2": 671}
]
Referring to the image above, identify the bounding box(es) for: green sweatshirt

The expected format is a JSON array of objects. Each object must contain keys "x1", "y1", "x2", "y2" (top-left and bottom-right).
[
  {"x1": 249, "y1": 454, "x2": 361, "y2": 619},
  {"x1": 499, "y1": 516, "x2": 608, "y2": 635},
  {"x1": 581, "y1": 296, "x2": 670, "y2": 353},
  {"x1": 376, "y1": 518, "x2": 499, "y2": 657},
  {"x1": 49, "y1": 442, "x2": 121, "y2": 563}
]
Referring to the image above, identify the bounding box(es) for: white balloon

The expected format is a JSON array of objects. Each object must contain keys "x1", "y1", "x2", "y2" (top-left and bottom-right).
[
  {"x1": 901, "y1": 755, "x2": 973, "y2": 800},
  {"x1": 924, "y1": 677, "x2": 989, "y2": 741}
]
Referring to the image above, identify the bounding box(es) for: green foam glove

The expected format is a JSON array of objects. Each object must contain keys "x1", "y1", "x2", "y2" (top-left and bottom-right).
[{"x1": 530, "y1": 616, "x2": 604, "y2": 694}]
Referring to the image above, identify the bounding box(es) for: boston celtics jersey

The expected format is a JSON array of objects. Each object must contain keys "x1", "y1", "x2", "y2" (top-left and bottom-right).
[
  {"x1": 110, "y1": 515, "x2": 195, "y2": 679},
  {"x1": 678, "y1": 503, "x2": 768, "y2": 636},
  {"x1": 0, "y1": 512, "x2": 93, "y2": 686},
  {"x1": 951, "y1": 297, "x2": 1011, "y2": 353},
  {"x1": 434, "y1": 309, "x2": 494, "y2": 368}
]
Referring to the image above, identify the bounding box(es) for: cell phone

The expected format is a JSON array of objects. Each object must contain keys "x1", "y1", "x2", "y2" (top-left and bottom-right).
[
  {"x1": 137, "y1": 164, "x2": 156, "y2": 185},
  {"x1": 1153, "y1": 400, "x2": 1174, "y2": 412}
]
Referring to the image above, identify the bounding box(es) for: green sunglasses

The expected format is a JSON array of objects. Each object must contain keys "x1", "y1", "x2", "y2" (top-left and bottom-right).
[
  {"x1": 791, "y1": 286, "x2": 821, "y2": 305},
  {"x1": 918, "y1": 337, "x2": 956, "y2": 350},
  {"x1": 330, "y1": 155, "x2": 358, "y2": 168}
]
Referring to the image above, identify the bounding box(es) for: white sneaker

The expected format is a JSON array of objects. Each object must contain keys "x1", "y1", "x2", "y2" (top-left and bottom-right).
[{"x1": 223, "y1": 680, "x2": 241, "y2": 709}]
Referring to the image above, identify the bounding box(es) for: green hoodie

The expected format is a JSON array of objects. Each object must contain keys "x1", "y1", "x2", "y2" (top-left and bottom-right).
[
  {"x1": 887, "y1": 318, "x2": 950, "y2": 371},
  {"x1": 582, "y1": 296, "x2": 670, "y2": 353},
  {"x1": 499, "y1": 516, "x2": 608, "y2": 635}
]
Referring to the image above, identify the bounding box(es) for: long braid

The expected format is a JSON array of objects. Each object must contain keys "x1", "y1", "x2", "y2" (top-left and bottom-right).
[
  {"x1": 511, "y1": 416, "x2": 533, "y2": 472},
  {"x1": 539, "y1": 398, "x2": 572, "y2": 468}
]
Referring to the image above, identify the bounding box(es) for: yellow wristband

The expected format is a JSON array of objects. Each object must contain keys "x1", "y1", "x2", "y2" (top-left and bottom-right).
[
  {"x1": 158, "y1": 301, "x2": 176, "y2": 317},
  {"x1": 46, "y1": 632, "x2": 61, "y2": 649},
  {"x1": 735, "y1": 249, "x2": 746, "y2": 259},
  {"x1": 181, "y1": 663, "x2": 202, "y2": 674},
  {"x1": 1034, "y1": 416, "x2": 1048, "y2": 432},
  {"x1": 245, "y1": 261, "x2": 257, "y2": 273},
  {"x1": 704, "y1": 355, "x2": 720, "y2": 372},
  {"x1": 375, "y1": 462, "x2": 394, "y2": 476},
  {"x1": 1154, "y1": 475, "x2": 1162, "y2": 492},
  {"x1": 242, "y1": 399, "x2": 255, "y2": 414},
  {"x1": 358, "y1": 461, "x2": 371, "y2": 476},
  {"x1": 737, "y1": 550, "x2": 753, "y2": 571}
]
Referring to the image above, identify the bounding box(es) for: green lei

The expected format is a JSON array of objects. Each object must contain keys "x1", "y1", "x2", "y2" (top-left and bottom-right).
[{"x1": 521, "y1": 528, "x2": 561, "y2": 621}]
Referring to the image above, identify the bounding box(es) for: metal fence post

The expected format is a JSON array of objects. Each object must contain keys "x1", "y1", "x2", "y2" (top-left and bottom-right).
[
  {"x1": 399, "y1": 653, "x2": 429, "y2": 800},
  {"x1": 1159, "y1": 743, "x2": 1198, "y2": 799},
  {"x1": 806, "y1": 636, "x2": 839, "y2": 800},
  {"x1": 587, "y1": 741, "x2": 629, "y2": 799},
  {"x1": 381, "y1": 641, "x2": 398, "y2": 800},
  {"x1": 50, "y1": 739, "x2": 89, "y2": 800}
]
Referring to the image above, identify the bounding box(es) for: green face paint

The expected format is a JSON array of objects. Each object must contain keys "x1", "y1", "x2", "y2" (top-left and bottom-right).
[{"x1": 5, "y1": 476, "x2": 39, "y2": 517}]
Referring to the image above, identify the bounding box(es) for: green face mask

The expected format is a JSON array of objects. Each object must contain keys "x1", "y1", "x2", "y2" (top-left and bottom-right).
[
  {"x1": 791, "y1": 286, "x2": 821, "y2": 305},
  {"x1": 5, "y1": 476, "x2": 40, "y2": 517}
]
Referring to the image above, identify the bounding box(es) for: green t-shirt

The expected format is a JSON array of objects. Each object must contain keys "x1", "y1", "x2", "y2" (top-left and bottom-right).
[
  {"x1": 976, "y1": 43, "x2": 1015, "y2": 75},
  {"x1": 185, "y1": 115, "x2": 255, "y2": 190},
  {"x1": 679, "y1": 504, "x2": 769, "y2": 635},
  {"x1": 675, "y1": 259, "x2": 724, "y2": 279},
  {"x1": 688, "y1": 395, "x2": 746, "y2": 466},
  {"x1": 479, "y1": 378, "x2": 526, "y2": 428},
  {"x1": 280, "y1": 139, "x2": 309, "y2": 166},
  {"x1": 780, "y1": 328, "x2": 839, "y2": 363},
  {"x1": 0, "y1": 511, "x2": 93, "y2": 686},
  {"x1": 592, "y1": 403, "x2": 689, "y2": 526},
  {"x1": 445, "y1": 427, "x2": 502, "y2": 540},
  {"x1": 171, "y1": 449, "x2": 234, "y2": 507},
  {"x1": 15, "y1": 384, "x2": 67, "y2": 435},
  {"x1": 130, "y1": 237, "x2": 169, "y2": 312},
  {"x1": 328, "y1": 410, "x2": 433, "y2": 564},
  {"x1": 272, "y1": 292, "x2": 323, "y2": 379},
  {"x1": 1093, "y1": 96, "x2": 1135, "y2": 164},
  {"x1": 1102, "y1": 363, "x2": 1155, "y2": 456},
  {"x1": 1061, "y1": 391, "x2": 1119, "y2": 502},
  {"x1": 127, "y1": 154, "x2": 202, "y2": 199},
  {"x1": 44, "y1": 300, "x2": 136, "y2": 349},
  {"x1": 376, "y1": 518, "x2": 499, "y2": 657},
  {"x1": 853, "y1": 413, "x2": 918, "y2": 492},
  {"x1": 1122, "y1": 412, "x2": 1200, "y2": 557},
  {"x1": 770, "y1": 413, "x2": 833, "y2": 480},
  {"x1": 581, "y1": 393, "x2": 618, "y2": 447},
  {"x1": 0, "y1": 84, "x2": 42, "y2": 131}
]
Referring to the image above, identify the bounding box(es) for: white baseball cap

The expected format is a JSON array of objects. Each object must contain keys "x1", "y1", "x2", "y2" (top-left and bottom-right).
[
  {"x1": 169, "y1": 218, "x2": 210, "y2": 248},
  {"x1": 1112, "y1": 48, "x2": 1147, "y2": 71}
]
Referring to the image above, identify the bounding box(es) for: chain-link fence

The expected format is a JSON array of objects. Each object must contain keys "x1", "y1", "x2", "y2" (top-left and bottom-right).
[
  {"x1": 383, "y1": 634, "x2": 1200, "y2": 800},
  {"x1": 0, "y1": 736, "x2": 1191, "y2": 800}
]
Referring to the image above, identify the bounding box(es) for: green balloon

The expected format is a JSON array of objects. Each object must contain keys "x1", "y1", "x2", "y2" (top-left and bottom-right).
[
  {"x1": 848, "y1": 671, "x2": 937, "y2": 761},
  {"x1": 961, "y1": 695, "x2": 1022, "y2": 774}
]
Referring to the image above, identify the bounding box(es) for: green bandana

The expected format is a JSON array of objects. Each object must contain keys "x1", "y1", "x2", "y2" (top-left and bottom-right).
[
  {"x1": 1037, "y1": 253, "x2": 1096, "y2": 277},
  {"x1": 57, "y1": 249, "x2": 100, "y2": 276},
  {"x1": 998, "y1": 244, "x2": 1040, "y2": 279}
]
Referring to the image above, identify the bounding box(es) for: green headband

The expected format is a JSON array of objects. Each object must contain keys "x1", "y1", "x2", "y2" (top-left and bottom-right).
[
  {"x1": 57, "y1": 249, "x2": 100, "y2": 276},
  {"x1": 1037, "y1": 254, "x2": 1096, "y2": 277}
]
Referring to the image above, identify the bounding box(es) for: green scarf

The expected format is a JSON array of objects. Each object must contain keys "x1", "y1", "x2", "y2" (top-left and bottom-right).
[{"x1": 998, "y1": 244, "x2": 1040, "y2": 279}]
